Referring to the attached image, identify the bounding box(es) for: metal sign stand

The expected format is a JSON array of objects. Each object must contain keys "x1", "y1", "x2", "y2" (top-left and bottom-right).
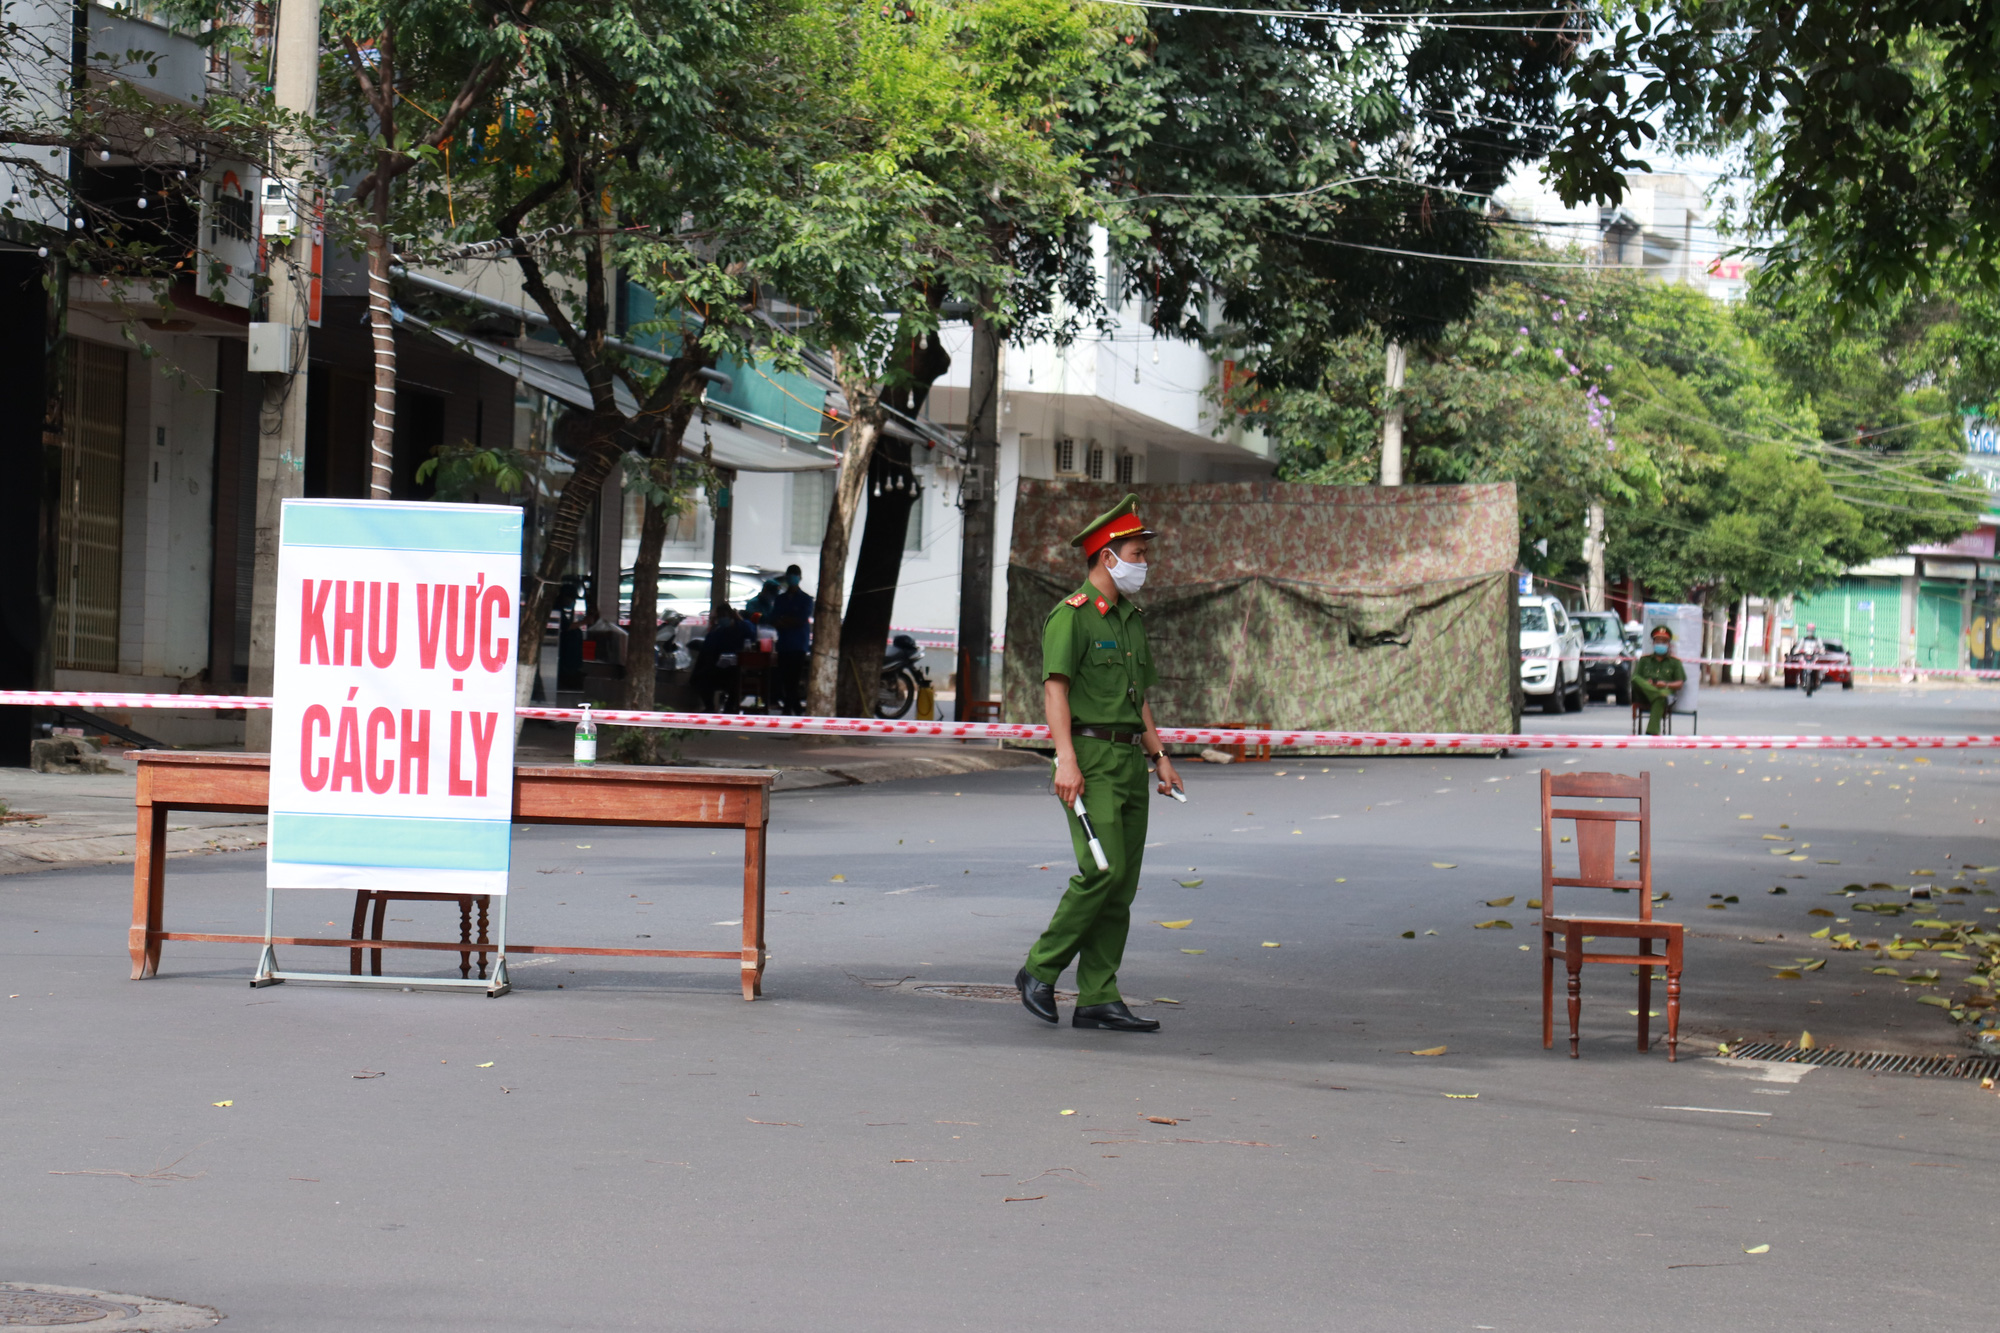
[{"x1": 251, "y1": 888, "x2": 511, "y2": 996}]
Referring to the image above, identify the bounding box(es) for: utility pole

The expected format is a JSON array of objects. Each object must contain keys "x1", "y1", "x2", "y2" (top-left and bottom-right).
[
  {"x1": 954, "y1": 307, "x2": 1000, "y2": 718},
  {"x1": 245, "y1": 0, "x2": 319, "y2": 749},
  {"x1": 1379, "y1": 340, "x2": 1406, "y2": 486}
]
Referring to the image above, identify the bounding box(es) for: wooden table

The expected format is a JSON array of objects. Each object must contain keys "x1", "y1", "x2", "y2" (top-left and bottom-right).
[{"x1": 127, "y1": 752, "x2": 775, "y2": 999}]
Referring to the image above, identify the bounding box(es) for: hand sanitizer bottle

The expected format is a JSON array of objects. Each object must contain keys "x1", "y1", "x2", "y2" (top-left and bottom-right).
[{"x1": 574, "y1": 704, "x2": 597, "y2": 766}]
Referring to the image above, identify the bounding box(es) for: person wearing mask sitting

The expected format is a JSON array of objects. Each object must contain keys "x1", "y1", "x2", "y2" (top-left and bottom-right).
[
  {"x1": 1631, "y1": 624, "x2": 1685, "y2": 735},
  {"x1": 691, "y1": 606, "x2": 757, "y2": 711}
]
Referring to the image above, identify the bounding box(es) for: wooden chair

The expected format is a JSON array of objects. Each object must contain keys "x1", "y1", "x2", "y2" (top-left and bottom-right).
[
  {"x1": 733, "y1": 649, "x2": 774, "y2": 714},
  {"x1": 1539, "y1": 769, "x2": 1684, "y2": 1061},
  {"x1": 349, "y1": 891, "x2": 491, "y2": 980},
  {"x1": 1218, "y1": 720, "x2": 1272, "y2": 762}
]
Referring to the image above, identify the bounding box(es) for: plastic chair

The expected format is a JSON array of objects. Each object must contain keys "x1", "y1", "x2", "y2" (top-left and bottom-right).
[{"x1": 1539, "y1": 769, "x2": 1684, "y2": 1061}]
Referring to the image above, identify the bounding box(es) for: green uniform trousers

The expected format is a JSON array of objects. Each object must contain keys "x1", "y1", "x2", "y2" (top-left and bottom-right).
[
  {"x1": 1026, "y1": 736, "x2": 1150, "y2": 1007},
  {"x1": 1632, "y1": 677, "x2": 1674, "y2": 734}
]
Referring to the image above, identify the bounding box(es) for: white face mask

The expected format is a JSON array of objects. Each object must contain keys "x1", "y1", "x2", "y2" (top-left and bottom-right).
[{"x1": 1106, "y1": 551, "x2": 1148, "y2": 595}]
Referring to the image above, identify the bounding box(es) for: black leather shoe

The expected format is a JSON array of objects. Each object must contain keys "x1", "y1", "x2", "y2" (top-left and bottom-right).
[
  {"x1": 1071, "y1": 1001, "x2": 1160, "y2": 1032},
  {"x1": 1015, "y1": 968, "x2": 1058, "y2": 1024}
]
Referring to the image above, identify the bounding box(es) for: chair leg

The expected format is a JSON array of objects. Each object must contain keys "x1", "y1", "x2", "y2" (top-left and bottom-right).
[
  {"x1": 1541, "y1": 932, "x2": 1555, "y2": 1050},
  {"x1": 1637, "y1": 940, "x2": 1653, "y2": 1052},
  {"x1": 370, "y1": 896, "x2": 388, "y2": 976},
  {"x1": 1565, "y1": 934, "x2": 1583, "y2": 1058},
  {"x1": 475, "y1": 896, "x2": 490, "y2": 981},
  {"x1": 457, "y1": 897, "x2": 473, "y2": 979},
  {"x1": 349, "y1": 891, "x2": 372, "y2": 976},
  {"x1": 1667, "y1": 933, "x2": 1684, "y2": 1063}
]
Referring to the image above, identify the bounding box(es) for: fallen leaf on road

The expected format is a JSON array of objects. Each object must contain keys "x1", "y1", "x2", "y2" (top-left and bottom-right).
[
  {"x1": 1772, "y1": 969, "x2": 1802, "y2": 979},
  {"x1": 1004, "y1": 1195, "x2": 1045, "y2": 1202},
  {"x1": 1153, "y1": 998, "x2": 1181, "y2": 1004},
  {"x1": 1176, "y1": 879, "x2": 1205, "y2": 887},
  {"x1": 1627, "y1": 1010, "x2": 1661, "y2": 1017},
  {"x1": 1869, "y1": 966, "x2": 1899, "y2": 976},
  {"x1": 830, "y1": 874, "x2": 846, "y2": 882},
  {"x1": 1799, "y1": 959, "x2": 1825, "y2": 972},
  {"x1": 212, "y1": 1101, "x2": 232, "y2": 1108},
  {"x1": 1484, "y1": 896, "x2": 1515, "y2": 907},
  {"x1": 1443, "y1": 1093, "x2": 1478, "y2": 1099},
  {"x1": 477, "y1": 1062, "x2": 494, "y2": 1068},
  {"x1": 1762, "y1": 835, "x2": 1787, "y2": 842},
  {"x1": 1060, "y1": 1109, "x2": 1076, "y2": 1116},
  {"x1": 1739, "y1": 814, "x2": 1754, "y2": 819},
  {"x1": 1474, "y1": 919, "x2": 1513, "y2": 929},
  {"x1": 1769, "y1": 887, "x2": 1788, "y2": 895},
  {"x1": 1745, "y1": 1244, "x2": 1770, "y2": 1255},
  {"x1": 1156, "y1": 919, "x2": 1193, "y2": 929},
  {"x1": 1433, "y1": 862, "x2": 1458, "y2": 869},
  {"x1": 1261, "y1": 941, "x2": 1281, "y2": 948},
  {"x1": 1180, "y1": 948, "x2": 1205, "y2": 954},
  {"x1": 1916, "y1": 995, "x2": 1954, "y2": 1008},
  {"x1": 1145, "y1": 1115, "x2": 1179, "y2": 1125},
  {"x1": 747, "y1": 1119, "x2": 802, "y2": 1126},
  {"x1": 351, "y1": 1070, "x2": 385, "y2": 1079},
  {"x1": 1807, "y1": 908, "x2": 1836, "y2": 917},
  {"x1": 1408, "y1": 1045, "x2": 1447, "y2": 1056},
  {"x1": 1810, "y1": 927, "x2": 1831, "y2": 939},
  {"x1": 1527, "y1": 899, "x2": 1543, "y2": 909},
  {"x1": 1798, "y1": 1031, "x2": 1815, "y2": 1049},
  {"x1": 1401, "y1": 931, "x2": 1416, "y2": 938}
]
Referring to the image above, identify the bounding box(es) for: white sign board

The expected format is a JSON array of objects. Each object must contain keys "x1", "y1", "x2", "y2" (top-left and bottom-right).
[{"x1": 268, "y1": 499, "x2": 522, "y2": 896}]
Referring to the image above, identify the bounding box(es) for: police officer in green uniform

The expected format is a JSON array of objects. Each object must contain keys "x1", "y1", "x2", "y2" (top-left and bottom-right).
[
  {"x1": 1015, "y1": 495, "x2": 1185, "y2": 1032},
  {"x1": 1632, "y1": 624, "x2": 1686, "y2": 735}
]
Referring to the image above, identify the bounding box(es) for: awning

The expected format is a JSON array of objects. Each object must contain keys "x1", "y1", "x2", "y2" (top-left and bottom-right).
[{"x1": 408, "y1": 317, "x2": 838, "y2": 473}]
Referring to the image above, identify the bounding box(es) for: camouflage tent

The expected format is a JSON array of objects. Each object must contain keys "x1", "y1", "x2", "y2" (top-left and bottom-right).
[{"x1": 1003, "y1": 480, "x2": 1521, "y2": 743}]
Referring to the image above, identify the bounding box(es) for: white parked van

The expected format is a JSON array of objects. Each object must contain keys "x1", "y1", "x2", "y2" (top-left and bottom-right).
[{"x1": 1519, "y1": 594, "x2": 1583, "y2": 713}]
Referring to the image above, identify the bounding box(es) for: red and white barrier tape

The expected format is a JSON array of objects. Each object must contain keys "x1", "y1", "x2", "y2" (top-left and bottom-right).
[
  {"x1": 15, "y1": 689, "x2": 2000, "y2": 752},
  {"x1": 1526, "y1": 652, "x2": 2000, "y2": 680}
]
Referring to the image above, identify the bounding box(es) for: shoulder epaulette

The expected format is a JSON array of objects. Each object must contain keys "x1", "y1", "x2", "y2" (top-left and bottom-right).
[{"x1": 1063, "y1": 591, "x2": 1089, "y2": 607}]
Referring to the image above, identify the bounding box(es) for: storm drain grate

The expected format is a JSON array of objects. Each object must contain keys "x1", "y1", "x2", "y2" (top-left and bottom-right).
[{"x1": 1724, "y1": 1042, "x2": 2000, "y2": 1080}]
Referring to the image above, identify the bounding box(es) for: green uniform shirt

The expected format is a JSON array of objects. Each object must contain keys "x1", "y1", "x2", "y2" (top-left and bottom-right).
[
  {"x1": 1633, "y1": 652, "x2": 1686, "y2": 688},
  {"x1": 1042, "y1": 583, "x2": 1156, "y2": 727}
]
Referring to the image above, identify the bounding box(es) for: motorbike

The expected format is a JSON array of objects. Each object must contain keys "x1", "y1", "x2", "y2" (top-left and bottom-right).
[
  {"x1": 1797, "y1": 640, "x2": 1825, "y2": 697},
  {"x1": 877, "y1": 634, "x2": 933, "y2": 719}
]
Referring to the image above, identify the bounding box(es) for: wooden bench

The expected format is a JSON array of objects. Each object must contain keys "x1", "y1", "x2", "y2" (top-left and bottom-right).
[{"x1": 127, "y1": 752, "x2": 775, "y2": 999}]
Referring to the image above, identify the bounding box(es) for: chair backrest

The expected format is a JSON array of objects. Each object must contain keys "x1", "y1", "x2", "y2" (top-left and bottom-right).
[
  {"x1": 737, "y1": 649, "x2": 773, "y2": 669},
  {"x1": 1540, "y1": 769, "x2": 1652, "y2": 921}
]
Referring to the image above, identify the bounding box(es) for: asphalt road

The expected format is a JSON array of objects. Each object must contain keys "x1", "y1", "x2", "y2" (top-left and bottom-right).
[{"x1": 4, "y1": 685, "x2": 1998, "y2": 1331}]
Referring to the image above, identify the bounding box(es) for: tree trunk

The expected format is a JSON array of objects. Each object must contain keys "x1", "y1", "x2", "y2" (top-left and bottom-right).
[
  {"x1": 366, "y1": 191, "x2": 396, "y2": 498},
  {"x1": 834, "y1": 329, "x2": 951, "y2": 718},
  {"x1": 806, "y1": 360, "x2": 883, "y2": 717},
  {"x1": 1583, "y1": 499, "x2": 1605, "y2": 611},
  {"x1": 365, "y1": 29, "x2": 395, "y2": 498},
  {"x1": 623, "y1": 360, "x2": 709, "y2": 712},
  {"x1": 834, "y1": 434, "x2": 917, "y2": 718}
]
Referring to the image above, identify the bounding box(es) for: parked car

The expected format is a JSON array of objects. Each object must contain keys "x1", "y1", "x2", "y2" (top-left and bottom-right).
[
  {"x1": 1782, "y1": 638, "x2": 1855, "y2": 690},
  {"x1": 1574, "y1": 610, "x2": 1632, "y2": 705},
  {"x1": 1519, "y1": 594, "x2": 1584, "y2": 713}
]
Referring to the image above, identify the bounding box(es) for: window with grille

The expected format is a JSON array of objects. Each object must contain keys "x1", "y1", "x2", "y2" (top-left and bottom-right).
[
  {"x1": 1054, "y1": 437, "x2": 1078, "y2": 475},
  {"x1": 1087, "y1": 445, "x2": 1105, "y2": 480},
  {"x1": 1116, "y1": 453, "x2": 1136, "y2": 485},
  {"x1": 56, "y1": 340, "x2": 127, "y2": 672},
  {"x1": 790, "y1": 469, "x2": 837, "y2": 547},
  {"x1": 903, "y1": 491, "x2": 923, "y2": 552}
]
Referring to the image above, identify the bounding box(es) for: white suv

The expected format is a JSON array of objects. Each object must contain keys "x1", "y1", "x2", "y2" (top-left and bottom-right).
[{"x1": 1519, "y1": 594, "x2": 1583, "y2": 714}]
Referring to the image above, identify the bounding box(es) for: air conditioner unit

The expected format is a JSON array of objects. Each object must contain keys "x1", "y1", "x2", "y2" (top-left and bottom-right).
[{"x1": 1054, "y1": 437, "x2": 1081, "y2": 476}]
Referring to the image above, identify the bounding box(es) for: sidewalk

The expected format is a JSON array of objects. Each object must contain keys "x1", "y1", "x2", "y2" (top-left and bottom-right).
[{"x1": 0, "y1": 725, "x2": 1044, "y2": 874}]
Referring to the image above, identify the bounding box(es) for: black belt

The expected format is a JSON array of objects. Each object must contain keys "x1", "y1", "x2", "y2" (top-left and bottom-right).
[{"x1": 1072, "y1": 725, "x2": 1143, "y2": 745}]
